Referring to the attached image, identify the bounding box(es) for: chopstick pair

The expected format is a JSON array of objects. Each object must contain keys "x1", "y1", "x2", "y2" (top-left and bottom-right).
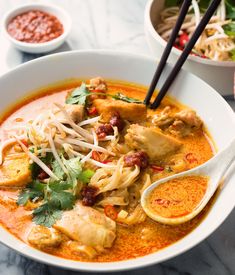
[{"x1": 145, "y1": 0, "x2": 221, "y2": 109}]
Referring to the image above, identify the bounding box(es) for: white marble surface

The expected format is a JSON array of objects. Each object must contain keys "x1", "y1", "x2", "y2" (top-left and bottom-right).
[{"x1": 0, "y1": 0, "x2": 235, "y2": 274}]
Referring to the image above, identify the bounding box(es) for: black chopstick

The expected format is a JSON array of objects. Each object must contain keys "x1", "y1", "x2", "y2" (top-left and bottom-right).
[
  {"x1": 144, "y1": 0, "x2": 192, "y2": 105},
  {"x1": 149, "y1": 0, "x2": 221, "y2": 109}
]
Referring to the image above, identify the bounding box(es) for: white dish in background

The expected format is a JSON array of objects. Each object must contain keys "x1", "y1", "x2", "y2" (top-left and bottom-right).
[
  {"x1": 2, "y1": 3, "x2": 71, "y2": 54},
  {"x1": 0, "y1": 50, "x2": 235, "y2": 272},
  {"x1": 144, "y1": 0, "x2": 235, "y2": 96}
]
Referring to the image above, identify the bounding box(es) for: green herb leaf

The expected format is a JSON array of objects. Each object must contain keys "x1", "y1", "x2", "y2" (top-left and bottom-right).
[
  {"x1": 230, "y1": 49, "x2": 235, "y2": 61},
  {"x1": 112, "y1": 93, "x2": 142, "y2": 104},
  {"x1": 50, "y1": 191, "x2": 75, "y2": 210},
  {"x1": 198, "y1": 0, "x2": 212, "y2": 11},
  {"x1": 33, "y1": 203, "x2": 62, "y2": 227},
  {"x1": 165, "y1": 0, "x2": 182, "y2": 7},
  {"x1": 223, "y1": 23, "x2": 235, "y2": 37},
  {"x1": 66, "y1": 82, "x2": 143, "y2": 107},
  {"x1": 63, "y1": 157, "x2": 82, "y2": 178},
  {"x1": 51, "y1": 159, "x2": 65, "y2": 180},
  {"x1": 62, "y1": 156, "x2": 83, "y2": 189},
  {"x1": 30, "y1": 152, "x2": 53, "y2": 179},
  {"x1": 17, "y1": 180, "x2": 45, "y2": 205},
  {"x1": 49, "y1": 180, "x2": 72, "y2": 192},
  {"x1": 226, "y1": 0, "x2": 235, "y2": 20},
  {"x1": 66, "y1": 83, "x2": 90, "y2": 105}
]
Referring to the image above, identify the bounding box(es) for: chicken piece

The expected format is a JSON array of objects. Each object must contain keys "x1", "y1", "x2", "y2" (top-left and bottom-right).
[
  {"x1": 54, "y1": 202, "x2": 116, "y2": 250},
  {"x1": 152, "y1": 106, "x2": 174, "y2": 129},
  {"x1": 89, "y1": 77, "x2": 107, "y2": 91},
  {"x1": 152, "y1": 107, "x2": 202, "y2": 137},
  {"x1": 125, "y1": 124, "x2": 182, "y2": 160},
  {"x1": 56, "y1": 104, "x2": 84, "y2": 123},
  {"x1": 68, "y1": 242, "x2": 98, "y2": 258},
  {"x1": 28, "y1": 225, "x2": 62, "y2": 249},
  {"x1": 0, "y1": 152, "x2": 31, "y2": 187},
  {"x1": 174, "y1": 110, "x2": 202, "y2": 129},
  {"x1": 93, "y1": 99, "x2": 147, "y2": 122}
]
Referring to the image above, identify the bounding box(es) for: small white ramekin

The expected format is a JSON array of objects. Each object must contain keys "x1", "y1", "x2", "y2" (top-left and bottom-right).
[
  {"x1": 144, "y1": 0, "x2": 235, "y2": 96},
  {"x1": 2, "y1": 3, "x2": 72, "y2": 54}
]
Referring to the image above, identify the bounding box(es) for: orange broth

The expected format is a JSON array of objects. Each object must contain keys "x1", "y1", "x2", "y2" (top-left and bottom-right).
[
  {"x1": 148, "y1": 176, "x2": 208, "y2": 218},
  {"x1": 0, "y1": 80, "x2": 215, "y2": 262}
]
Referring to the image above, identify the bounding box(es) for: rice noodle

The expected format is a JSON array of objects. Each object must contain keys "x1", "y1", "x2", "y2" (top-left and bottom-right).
[
  {"x1": 62, "y1": 137, "x2": 114, "y2": 155},
  {"x1": 88, "y1": 158, "x2": 116, "y2": 168},
  {"x1": 157, "y1": 2, "x2": 235, "y2": 61}
]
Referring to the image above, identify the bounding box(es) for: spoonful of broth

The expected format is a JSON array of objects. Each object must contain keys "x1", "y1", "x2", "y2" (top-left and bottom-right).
[{"x1": 141, "y1": 138, "x2": 235, "y2": 225}]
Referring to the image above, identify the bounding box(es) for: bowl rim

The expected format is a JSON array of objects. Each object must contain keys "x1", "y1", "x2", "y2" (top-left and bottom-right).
[
  {"x1": 0, "y1": 49, "x2": 235, "y2": 272},
  {"x1": 1, "y1": 3, "x2": 72, "y2": 49},
  {"x1": 144, "y1": 0, "x2": 235, "y2": 68}
]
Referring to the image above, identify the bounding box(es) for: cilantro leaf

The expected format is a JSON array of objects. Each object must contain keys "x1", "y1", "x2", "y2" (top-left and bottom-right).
[
  {"x1": 66, "y1": 82, "x2": 143, "y2": 107},
  {"x1": 49, "y1": 181, "x2": 72, "y2": 192},
  {"x1": 230, "y1": 49, "x2": 235, "y2": 61},
  {"x1": 30, "y1": 152, "x2": 53, "y2": 179},
  {"x1": 17, "y1": 190, "x2": 42, "y2": 205},
  {"x1": 112, "y1": 93, "x2": 142, "y2": 104},
  {"x1": 165, "y1": 0, "x2": 182, "y2": 7},
  {"x1": 30, "y1": 163, "x2": 41, "y2": 180},
  {"x1": 17, "y1": 180, "x2": 45, "y2": 205},
  {"x1": 50, "y1": 191, "x2": 75, "y2": 210},
  {"x1": 52, "y1": 159, "x2": 65, "y2": 180},
  {"x1": 63, "y1": 157, "x2": 82, "y2": 178},
  {"x1": 226, "y1": 0, "x2": 235, "y2": 20},
  {"x1": 66, "y1": 83, "x2": 90, "y2": 105},
  {"x1": 62, "y1": 156, "x2": 83, "y2": 189},
  {"x1": 33, "y1": 203, "x2": 62, "y2": 227},
  {"x1": 223, "y1": 23, "x2": 235, "y2": 37}
]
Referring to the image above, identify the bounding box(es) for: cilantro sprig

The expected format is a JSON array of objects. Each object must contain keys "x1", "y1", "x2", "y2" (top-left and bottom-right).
[
  {"x1": 65, "y1": 82, "x2": 142, "y2": 107},
  {"x1": 18, "y1": 155, "x2": 94, "y2": 227}
]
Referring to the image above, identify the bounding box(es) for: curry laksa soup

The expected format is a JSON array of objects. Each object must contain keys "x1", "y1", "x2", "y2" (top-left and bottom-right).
[{"x1": 0, "y1": 78, "x2": 215, "y2": 262}]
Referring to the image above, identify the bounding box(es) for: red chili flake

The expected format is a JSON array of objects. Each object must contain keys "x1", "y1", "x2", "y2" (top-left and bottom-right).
[
  {"x1": 150, "y1": 165, "x2": 164, "y2": 172},
  {"x1": 7, "y1": 10, "x2": 64, "y2": 44},
  {"x1": 21, "y1": 139, "x2": 29, "y2": 147},
  {"x1": 179, "y1": 33, "x2": 189, "y2": 47},
  {"x1": 87, "y1": 106, "x2": 98, "y2": 116},
  {"x1": 104, "y1": 205, "x2": 118, "y2": 220},
  {"x1": 92, "y1": 151, "x2": 101, "y2": 162},
  {"x1": 185, "y1": 153, "x2": 198, "y2": 164},
  {"x1": 155, "y1": 198, "x2": 170, "y2": 208},
  {"x1": 101, "y1": 159, "x2": 112, "y2": 164}
]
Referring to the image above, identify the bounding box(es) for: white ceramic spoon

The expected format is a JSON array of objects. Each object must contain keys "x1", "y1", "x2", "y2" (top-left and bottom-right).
[{"x1": 141, "y1": 138, "x2": 235, "y2": 225}]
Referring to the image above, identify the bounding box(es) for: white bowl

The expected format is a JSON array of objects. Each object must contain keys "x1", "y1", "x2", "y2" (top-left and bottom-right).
[
  {"x1": 0, "y1": 50, "x2": 234, "y2": 272},
  {"x1": 144, "y1": 0, "x2": 235, "y2": 96},
  {"x1": 2, "y1": 3, "x2": 71, "y2": 54}
]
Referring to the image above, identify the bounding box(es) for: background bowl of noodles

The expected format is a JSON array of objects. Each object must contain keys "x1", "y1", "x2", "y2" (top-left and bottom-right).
[{"x1": 144, "y1": 0, "x2": 235, "y2": 96}]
